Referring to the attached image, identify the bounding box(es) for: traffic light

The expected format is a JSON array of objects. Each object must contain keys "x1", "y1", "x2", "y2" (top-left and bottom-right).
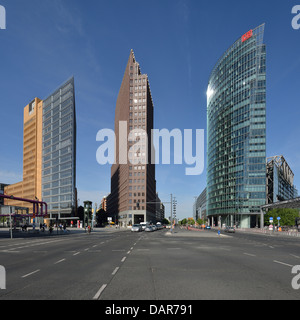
[{"x1": 83, "y1": 201, "x2": 93, "y2": 227}]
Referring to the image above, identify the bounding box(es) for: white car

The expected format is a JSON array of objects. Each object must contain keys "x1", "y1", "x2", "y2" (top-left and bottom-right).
[
  {"x1": 131, "y1": 224, "x2": 142, "y2": 232},
  {"x1": 140, "y1": 222, "x2": 150, "y2": 230},
  {"x1": 145, "y1": 226, "x2": 153, "y2": 232}
]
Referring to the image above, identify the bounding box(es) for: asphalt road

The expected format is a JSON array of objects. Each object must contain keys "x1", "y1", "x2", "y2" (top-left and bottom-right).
[{"x1": 0, "y1": 227, "x2": 300, "y2": 300}]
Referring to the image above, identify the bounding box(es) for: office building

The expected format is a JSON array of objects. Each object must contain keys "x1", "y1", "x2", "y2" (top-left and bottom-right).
[
  {"x1": 193, "y1": 188, "x2": 207, "y2": 222},
  {"x1": 108, "y1": 50, "x2": 156, "y2": 226},
  {"x1": 5, "y1": 98, "x2": 44, "y2": 212},
  {"x1": 0, "y1": 183, "x2": 9, "y2": 206},
  {"x1": 41, "y1": 77, "x2": 76, "y2": 221},
  {"x1": 155, "y1": 193, "x2": 165, "y2": 222},
  {"x1": 207, "y1": 25, "x2": 266, "y2": 228},
  {"x1": 5, "y1": 78, "x2": 76, "y2": 222},
  {"x1": 267, "y1": 155, "x2": 298, "y2": 204},
  {"x1": 101, "y1": 195, "x2": 108, "y2": 211}
]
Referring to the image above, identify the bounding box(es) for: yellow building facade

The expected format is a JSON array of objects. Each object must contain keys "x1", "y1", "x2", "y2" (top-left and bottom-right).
[{"x1": 4, "y1": 98, "x2": 43, "y2": 214}]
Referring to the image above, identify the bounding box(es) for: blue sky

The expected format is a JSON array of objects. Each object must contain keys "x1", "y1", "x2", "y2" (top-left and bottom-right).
[{"x1": 0, "y1": 0, "x2": 300, "y2": 220}]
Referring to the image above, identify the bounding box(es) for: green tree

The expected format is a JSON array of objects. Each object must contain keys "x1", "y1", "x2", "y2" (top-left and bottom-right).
[
  {"x1": 264, "y1": 208, "x2": 299, "y2": 227},
  {"x1": 96, "y1": 208, "x2": 108, "y2": 227},
  {"x1": 181, "y1": 218, "x2": 187, "y2": 225},
  {"x1": 197, "y1": 218, "x2": 204, "y2": 226},
  {"x1": 161, "y1": 218, "x2": 170, "y2": 225},
  {"x1": 187, "y1": 218, "x2": 195, "y2": 225}
]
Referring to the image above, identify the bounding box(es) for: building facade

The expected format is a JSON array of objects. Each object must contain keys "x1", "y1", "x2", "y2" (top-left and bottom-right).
[
  {"x1": 4, "y1": 98, "x2": 44, "y2": 213},
  {"x1": 108, "y1": 50, "x2": 156, "y2": 226},
  {"x1": 193, "y1": 188, "x2": 207, "y2": 223},
  {"x1": 41, "y1": 77, "x2": 77, "y2": 221},
  {"x1": 101, "y1": 195, "x2": 108, "y2": 211},
  {"x1": 207, "y1": 25, "x2": 266, "y2": 229},
  {"x1": 0, "y1": 183, "x2": 9, "y2": 206},
  {"x1": 267, "y1": 155, "x2": 298, "y2": 204},
  {"x1": 4, "y1": 78, "x2": 76, "y2": 223}
]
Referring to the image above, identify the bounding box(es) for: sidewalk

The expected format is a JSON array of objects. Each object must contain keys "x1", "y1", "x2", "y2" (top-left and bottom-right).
[
  {"x1": 234, "y1": 227, "x2": 300, "y2": 238},
  {"x1": 0, "y1": 226, "x2": 130, "y2": 239},
  {"x1": 165, "y1": 227, "x2": 229, "y2": 238}
]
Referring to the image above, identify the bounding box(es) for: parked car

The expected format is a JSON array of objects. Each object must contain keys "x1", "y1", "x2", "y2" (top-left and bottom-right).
[
  {"x1": 225, "y1": 226, "x2": 235, "y2": 233},
  {"x1": 145, "y1": 226, "x2": 153, "y2": 232},
  {"x1": 131, "y1": 224, "x2": 142, "y2": 232},
  {"x1": 156, "y1": 223, "x2": 163, "y2": 230},
  {"x1": 140, "y1": 222, "x2": 150, "y2": 230}
]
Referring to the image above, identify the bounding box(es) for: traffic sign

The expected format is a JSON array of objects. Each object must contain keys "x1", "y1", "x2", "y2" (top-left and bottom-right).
[{"x1": 277, "y1": 217, "x2": 281, "y2": 220}]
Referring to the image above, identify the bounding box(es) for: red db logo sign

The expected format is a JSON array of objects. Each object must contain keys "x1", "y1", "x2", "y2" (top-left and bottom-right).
[{"x1": 241, "y1": 30, "x2": 253, "y2": 43}]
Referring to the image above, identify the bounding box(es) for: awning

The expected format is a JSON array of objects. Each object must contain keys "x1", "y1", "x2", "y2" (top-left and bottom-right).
[{"x1": 261, "y1": 197, "x2": 300, "y2": 210}]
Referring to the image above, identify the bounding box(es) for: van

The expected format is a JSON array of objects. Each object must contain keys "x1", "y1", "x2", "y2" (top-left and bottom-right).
[{"x1": 140, "y1": 222, "x2": 150, "y2": 230}]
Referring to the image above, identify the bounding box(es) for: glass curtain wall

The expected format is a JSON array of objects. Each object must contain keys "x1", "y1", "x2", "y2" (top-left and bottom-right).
[
  {"x1": 42, "y1": 77, "x2": 76, "y2": 222},
  {"x1": 207, "y1": 25, "x2": 266, "y2": 228}
]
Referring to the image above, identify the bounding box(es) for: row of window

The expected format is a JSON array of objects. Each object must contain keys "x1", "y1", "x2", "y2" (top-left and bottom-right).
[
  {"x1": 43, "y1": 194, "x2": 72, "y2": 204},
  {"x1": 129, "y1": 166, "x2": 146, "y2": 171},
  {"x1": 43, "y1": 171, "x2": 72, "y2": 189},
  {"x1": 42, "y1": 167, "x2": 73, "y2": 183},
  {"x1": 42, "y1": 156, "x2": 72, "y2": 176},
  {"x1": 129, "y1": 76, "x2": 147, "y2": 84},
  {"x1": 128, "y1": 206, "x2": 145, "y2": 211},
  {"x1": 129, "y1": 192, "x2": 145, "y2": 197},
  {"x1": 129, "y1": 185, "x2": 145, "y2": 191},
  {"x1": 43, "y1": 146, "x2": 72, "y2": 168},
  {"x1": 129, "y1": 179, "x2": 145, "y2": 184},
  {"x1": 129, "y1": 171, "x2": 145, "y2": 177},
  {"x1": 130, "y1": 85, "x2": 147, "y2": 91},
  {"x1": 42, "y1": 185, "x2": 73, "y2": 197}
]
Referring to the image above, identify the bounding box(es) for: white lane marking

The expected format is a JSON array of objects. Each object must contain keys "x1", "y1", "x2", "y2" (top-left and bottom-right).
[
  {"x1": 112, "y1": 267, "x2": 119, "y2": 275},
  {"x1": 54, "y1": 259, "x2": 66, "y2": 264},
  {"x1": 273, "y1": 260, "x2": 293, "y2": 267},
  {"x1": 243, "y1": 253, "x2": 256, "y2": 257},
  {"x1": 121, "y1": 257, "x2": 126, "y2": 262},
  {"x1": 93, "y1": 284, "x2": 107, "y2": 300},
  {"x1": 73, "y1": 252, "x2": 80, "y2": 256},
  {"x1": 22, "y1": 269, "x2": 40, "y2": 278},
  {"x1": 9, "y1": 239, "x2": 65, "y2": 251}
]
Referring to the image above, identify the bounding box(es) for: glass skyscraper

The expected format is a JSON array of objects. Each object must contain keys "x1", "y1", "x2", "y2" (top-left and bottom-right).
[
  {"x1": 207, "y1": 24, "x2": 266, "y2": 228},
  {"x1": 42, "y1": 77, "x2": 76, "y2": 222}
]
